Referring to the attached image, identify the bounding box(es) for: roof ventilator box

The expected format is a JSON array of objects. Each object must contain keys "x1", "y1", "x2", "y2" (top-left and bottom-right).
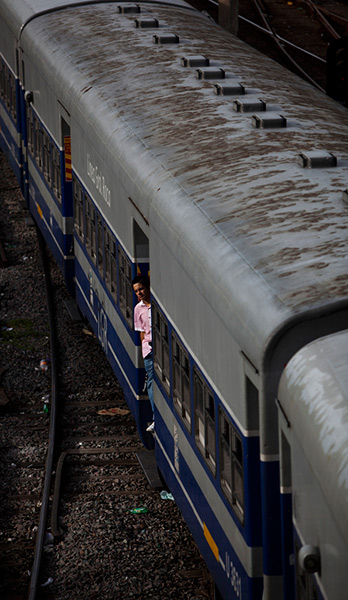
[
  {"x1": 181, "y1": 56, "x2": 210, "y2": 67},
  {"x1": 214, "y1": 82, "x2": 245, "y2": 95},
  {"x1": 118, "y1": 4, "x2": 141, "y2": 13},
  {"x1": 233, "y1": 98, "x2": 266, "y2": 112},
  {"x1": 135, "y1": 18, "x2": 159, "y2": 28},
  {"x1": 196, "y1": 67, "x2": 225, "y2": 80},
  {"x1": 153, "y1": 33, "x2": 179, "y2": 44},
  {"x1": 252, "y1": 113, "x2": 287, "y2": 128},
  {"x1": 298, "y1": 151, "x2": 337, "y2": 168}
]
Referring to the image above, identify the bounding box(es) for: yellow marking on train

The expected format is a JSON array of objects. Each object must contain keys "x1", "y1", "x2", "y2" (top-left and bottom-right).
[
  {"x1": 64, "y1": 135, "x2": 72, "y2": 181},
  {"x1": 36, "y1": 202, "x2": 43, "y2": 219},
  {"x1": 203, "y1": 522, "x2": 219, "y2": 562}
]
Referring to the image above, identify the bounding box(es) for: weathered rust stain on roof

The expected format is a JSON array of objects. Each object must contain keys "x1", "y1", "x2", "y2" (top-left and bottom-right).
[{"x1": 28, "y1": 2, "x2": 348, "y2": 311}]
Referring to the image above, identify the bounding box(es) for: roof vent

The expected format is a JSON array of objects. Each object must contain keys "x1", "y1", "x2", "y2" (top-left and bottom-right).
[
  {"x1": 252, "y1": 113, "x2": 287, "y2": 129},
  {"x1": 342, "y1": 190, "x2": 348, "y2": 204},
  {"x1": 298, "y1": 151, "x2": 337, "y2": 168},
  {"x1": 233, "y1": 98, "x2": 266, "y2": 113},
  {"x1": 214, "y1": 82, "x2": 245, "y2": 96},
  {"x1": 196, "y1": 67, "x2": 225, "y2": 80},
  {"x1": 118, "y1": 4, "x2": 140, "y2": 13},
  {"x1": 153, "y1": 33, "x2": 179, "y2": 44},
  {"x1": 135, "y1": 18, "x2": 159, "y2": 28},
  {"x1": 181, "y1": 56, "x2": 210, "y2": 67}
]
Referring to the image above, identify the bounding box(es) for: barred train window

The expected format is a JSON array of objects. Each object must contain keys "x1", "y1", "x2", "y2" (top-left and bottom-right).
[
  {"x1": 34, "y1": 114, "x2": 42, "y2": 171},
  {"x1": 42, "y1": 129, "x2": 52, "y2": 185},
  {"x1": 219, "y1": 408, "x2": 244, "y2": 523},
  {"x1": 52, "y1": 144, "x2": 62, "y2": 203},
  {"x1": 0, "y1": 62, "x2": 17, "y2": 122},
  {"x1": 118, "y1": 246, "x2": 133, "y2": 327},
  {"x1": 153, "y1": 305, "x2": 170, "y2": 394},
  {"x1": 27, "y1": 109, "x2": 34, "y2": 154},
  {"x1": 104, "y1": 224, "x2": 117, "y2": 304},
  {"x1": 172, "y1": 333, "x2": 191, "y2": 431},
  {"x1": 85, "y1": 194, "x2": 96, "y2": 264},
  {"x1": 73, "y1": 176, "x2": 84, "y2": 242},
  {"x1": 194, "y1": 369, "x2": 216, "y2": 475},
  {"x1": 97, "y1": 215, "x2": 103, "y2": 276},
  {"x1": 0, "y1": 61, "x2": 4, "y2": 99},
  {"x1": 9, "y1": 71, "x2": 17, "y2": 121}
]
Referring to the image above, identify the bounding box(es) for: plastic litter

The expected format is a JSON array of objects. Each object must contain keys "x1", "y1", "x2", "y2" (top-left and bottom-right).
[
  {"x1": 41, "y1": 577, "x2": 54, "y2": 587},
  {"x1": 160, "y1": 490, "x2": 175, "y2": 501},
  {"x1": 130, "y1": 507, "x2": 148, "y2": 514},
  {"x1": 40, "y1": 359, "x2": 48, "y2": 372},
  {"x1": 43, "y1": 403, "x2": 49, "y2": 415}
]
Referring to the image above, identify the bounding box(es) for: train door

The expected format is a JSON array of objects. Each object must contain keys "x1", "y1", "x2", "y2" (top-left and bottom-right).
[
  {"x1": 133, "y1": 220, "x2": 153, "y2": 443},
  {"x1": 59, "y1": 109, "x2": 75, "y2": 291}
]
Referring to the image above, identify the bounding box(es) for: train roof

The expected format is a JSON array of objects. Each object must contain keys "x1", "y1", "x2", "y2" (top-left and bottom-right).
[
  {"x1": 3, "y1": 0, "x2": 348, "y2": 363},
  {"x1": 278, "y1": 330, "x2": 348, "y2": 546}
]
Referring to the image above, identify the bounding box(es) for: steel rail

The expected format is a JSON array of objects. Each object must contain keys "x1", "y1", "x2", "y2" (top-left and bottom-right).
[
  {"x1": 27, "y1": 227, "x2": 60, "y2": 600},
  {"x1": 247, "y1": 0, "x2": 325, "y2": 91},
  {"x1": 302, "y1": 0, "x2": 340, "y2": 40}
]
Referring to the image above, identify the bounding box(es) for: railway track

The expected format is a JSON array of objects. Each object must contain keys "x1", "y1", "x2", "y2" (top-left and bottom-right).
[
  {"x1": 0, "y1": 149, "x2": 214, "y2": 599},
  {"x1": 192, "y1": 0, "x2": 348, "y2": 93}
]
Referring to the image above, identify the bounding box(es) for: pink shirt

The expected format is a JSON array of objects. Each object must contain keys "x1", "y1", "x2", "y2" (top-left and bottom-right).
[{"x1": 134, "y1": 300, "x2": 152, "y2": 358}]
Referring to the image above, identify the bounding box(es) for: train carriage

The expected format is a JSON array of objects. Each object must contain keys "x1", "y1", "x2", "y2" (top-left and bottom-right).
[
  {"x1": 1, "y1": 0, "x2": 348, "y2": 598},
  {"x1": 278, "y1": 331, "x2": 348, "y2": 600}
]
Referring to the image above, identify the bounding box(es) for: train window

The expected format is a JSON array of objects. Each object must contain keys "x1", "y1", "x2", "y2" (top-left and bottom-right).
[
  {"x1": 27, "y1": 108, "x2": 34, "y2": 154},
  {"x1": 42, "y1": 129, "x2": 52, "y2": 185},
  {"x1": 9, "y1": 71, "x2": 16, "y2": 121},
  {"x1": 104, "y1": 224, "x2": 117, "y2": 304},
  {"x1": 3, "y1": 64, "x2": 10, "y2": 112},
  {"x1": 85, "y1": 194, "x2": 96, "y2": 265},
  {"x1": 153, "y1": 305, "x2": 170, "y2": 395},
  {"x1": 73, "y1": 176, "x2": 84, "y2": 242},
  {"x1": 118, "y1": 246, "x2": 133, "y2": 327},
  {"x1": 34, "y1": 115, "x2": 43, "y2": 171},
  {"x1": 0, "y1": 60, "x2": 4, "y2": 99},
  {"x1": 219, "y1": 408, "x2": 244, "y2": 523},
  {"x1": 97, "y1": 215, "x2": 104, "y2": 276},
  {"x1": 194, "y1": 369, "x2": 216, "y2": 475},
  {"x1": 172, "y1": 333, "x2": 191, "y2": 431},
  {"x1": 52, "y1": 144, "x2": 62, "y2": 203}
]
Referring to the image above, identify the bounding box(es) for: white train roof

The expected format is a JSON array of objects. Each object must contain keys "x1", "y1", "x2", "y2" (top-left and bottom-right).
[
  {"x1": 4, "y1": 0, "x2": 348, "y2": 360},
  {"x1": 278, "y1": 330, "x2": 348, "y2": 546}
]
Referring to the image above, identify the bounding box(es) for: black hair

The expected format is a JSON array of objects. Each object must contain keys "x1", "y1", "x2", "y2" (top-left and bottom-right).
[{"x1": 132, "y1": 275, "x2": 150, "y2": 289}]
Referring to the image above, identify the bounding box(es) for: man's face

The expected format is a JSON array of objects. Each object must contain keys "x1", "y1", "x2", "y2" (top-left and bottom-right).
[{"x1": 133, "y1": 282, "x2": 150, "y2": 303}]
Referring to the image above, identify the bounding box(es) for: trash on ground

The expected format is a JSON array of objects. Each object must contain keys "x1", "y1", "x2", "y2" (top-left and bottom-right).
[
  {"x1": 130, "y1": 507, "x2": 148, "y2": 514},
  {"x1": 97, "y1": 407, "x2": 130, "y2": 415},
  {"x1": 160, "y1": 490, "x2": 175, "y2": 501},
  {"x1": 40, "y1": 359, "x2": 48, "y2": 371},
  {"x1": 41, "y1": 577, "x2": 54, "y2": 587}
]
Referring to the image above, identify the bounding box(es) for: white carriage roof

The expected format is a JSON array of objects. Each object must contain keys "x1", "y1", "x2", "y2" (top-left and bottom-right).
[
  {"x1": 12, "y1": 1, "x2": 348, "y2": 352},
  {"x1": 279, "y1": 330, "x2": 348, "y2": 545}
]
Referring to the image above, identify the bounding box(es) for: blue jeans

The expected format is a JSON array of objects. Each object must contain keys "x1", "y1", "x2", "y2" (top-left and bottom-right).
[{"x1": 144, "y1": 352, "x2": 154, "y2": 416}]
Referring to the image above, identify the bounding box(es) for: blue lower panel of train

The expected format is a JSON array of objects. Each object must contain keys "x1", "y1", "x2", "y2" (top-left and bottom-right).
[{"x1": 155, "y1": 407, "x2": 263, "y2": 600}]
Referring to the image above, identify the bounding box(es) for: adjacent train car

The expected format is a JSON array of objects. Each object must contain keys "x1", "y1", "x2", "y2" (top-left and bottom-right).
[
  {"x1": 1, "y1": 0, "x2": 348, "y2": 598},
  {"x1": 278, "y1": 331, "x2": 348, "y2": 600}
]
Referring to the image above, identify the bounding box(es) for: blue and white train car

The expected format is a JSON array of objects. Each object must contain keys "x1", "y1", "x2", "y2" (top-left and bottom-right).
[
  {"x1": 278, "y1": 331, "x2": 348, "y2": 600},
  {"x1": 1, "y1": 0, "x2": 348, "y2": 598}
]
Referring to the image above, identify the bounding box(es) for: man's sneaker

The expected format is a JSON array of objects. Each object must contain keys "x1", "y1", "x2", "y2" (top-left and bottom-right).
[{"x1": 146, "y1": 421, "x2": 155, "y2": 433}]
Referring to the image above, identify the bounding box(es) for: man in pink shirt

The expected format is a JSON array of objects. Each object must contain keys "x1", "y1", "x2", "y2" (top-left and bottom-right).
[{"x1": 132, "y1": 275, "x2": 154, "y2": 433}]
